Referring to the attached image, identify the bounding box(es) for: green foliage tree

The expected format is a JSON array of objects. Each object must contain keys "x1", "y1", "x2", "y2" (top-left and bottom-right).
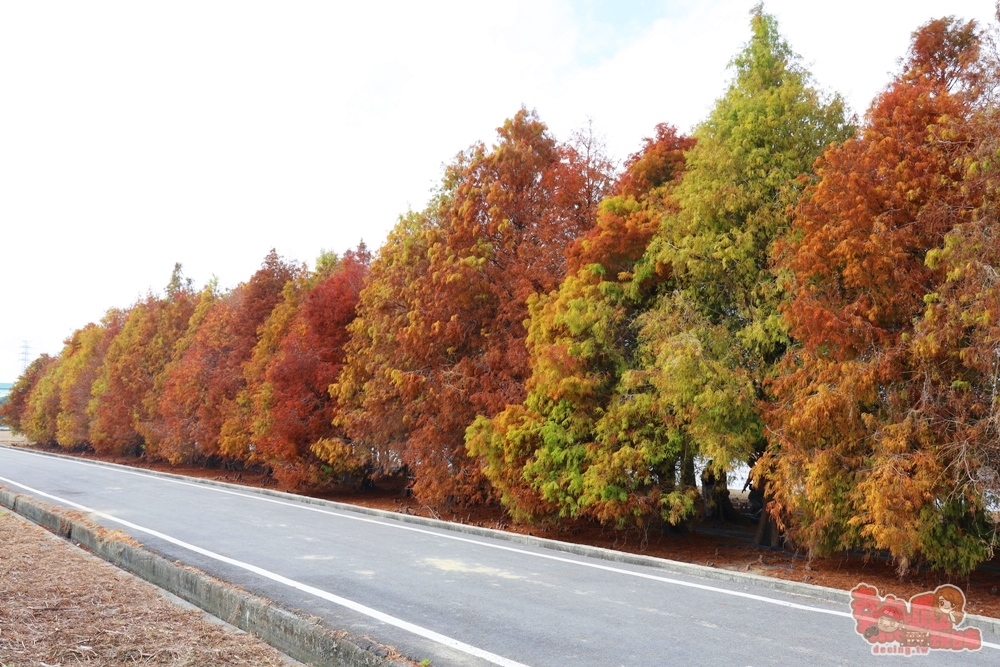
[
  {"x1": 467, "y1": 125, "x2": 693, "y2": 523},
  {"x1": 632, "y1": 5, "x2": 851, "y2": 523},
  {"x1": 471, "y1": 6, "x2": 851, "y2": 529}
]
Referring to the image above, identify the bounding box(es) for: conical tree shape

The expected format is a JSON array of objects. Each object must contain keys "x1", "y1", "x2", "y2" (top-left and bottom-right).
[
  {"x1": 764, "y1": 17, "x2": 994, "y2": 574},
  {"x1": 468, "y1": 124, "x2": 693, "y2": 523},
  {"x1": 88, "y1": 266, "x2": 197, "y2": 456},
  {"x1": 472, "y1": 5, "x2": 851, "y2": 528},
  {"x1": 335, "y1": 109, "x2": 614, "y2": 506}
]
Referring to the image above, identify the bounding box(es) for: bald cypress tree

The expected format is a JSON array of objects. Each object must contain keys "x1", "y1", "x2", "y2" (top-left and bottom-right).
[
  {"x1": 764, "y1": 17, "x2": 994, "y2": 574},
  {"x1": 472, "y1": 5, "x2": 852, "y2": 529}
]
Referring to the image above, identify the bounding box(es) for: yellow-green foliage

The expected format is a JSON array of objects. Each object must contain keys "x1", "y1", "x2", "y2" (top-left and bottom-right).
[{"x1": 471, "y1": 6, "x2": 850, "y2": 529}]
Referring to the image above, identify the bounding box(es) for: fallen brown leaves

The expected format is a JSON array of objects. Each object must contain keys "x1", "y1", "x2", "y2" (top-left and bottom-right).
[{"x1": 0, "y1": 510, "x2": 290, "y2": 666}]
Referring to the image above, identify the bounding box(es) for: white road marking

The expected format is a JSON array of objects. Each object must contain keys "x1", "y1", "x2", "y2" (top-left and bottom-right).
[
  {"x1": 3, "y1": 446, "x2": 1000, "y2": 652},
  {"x1": 1, "y1": 449, "x2": 855, "y2": 615},
  {"x1": 0, "y1": 474, "x2": 531, "y2": 667}
]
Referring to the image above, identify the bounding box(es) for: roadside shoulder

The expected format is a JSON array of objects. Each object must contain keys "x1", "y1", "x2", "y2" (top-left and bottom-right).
[
  {"x1": 4, "y1": 443, "x2": 998, "y2": 639},
  {"x1": 0, "y1": 483, "x2": 415, "y2": 667}
]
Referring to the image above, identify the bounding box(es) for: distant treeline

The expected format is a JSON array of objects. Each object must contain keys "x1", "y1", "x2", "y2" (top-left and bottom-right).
[{"x1": 5, "y1": 8, "x2": 1000, "y2": 574}]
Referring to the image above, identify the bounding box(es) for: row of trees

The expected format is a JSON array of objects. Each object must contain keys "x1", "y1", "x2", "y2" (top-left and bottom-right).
[
  {"x1": 6, "y1": 248, "x2": 369, "y2": 490},
  {"x1": 5, "y1": 7, "x2": 1000, "y2": 574}
]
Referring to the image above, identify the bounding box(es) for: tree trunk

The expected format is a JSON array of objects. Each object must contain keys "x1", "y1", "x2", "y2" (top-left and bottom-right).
[
  {"x1": 681, "y1": 450, "x2": 696, "y2": 489},
  {"x1": 754, "y1": 505, "x2": 781, "y2": 547}
]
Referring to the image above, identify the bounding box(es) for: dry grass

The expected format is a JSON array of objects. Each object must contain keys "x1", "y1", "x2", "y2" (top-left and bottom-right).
[{"x1": 0, "y1": 510, "x2": 292, "y2": 666}]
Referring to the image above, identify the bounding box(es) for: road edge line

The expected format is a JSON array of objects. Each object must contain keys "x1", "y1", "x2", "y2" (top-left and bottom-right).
[
  {"x1": 4, "y1": 443, "x2": 999, "y2": 639},
  {"x1": 0, "y1": 484, "x2": 411, "y2": 667}
]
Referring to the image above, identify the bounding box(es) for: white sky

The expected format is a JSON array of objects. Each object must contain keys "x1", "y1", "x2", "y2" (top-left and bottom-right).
[{"x1": 1, "y1": 1, "x2": 996, "y2": 382}]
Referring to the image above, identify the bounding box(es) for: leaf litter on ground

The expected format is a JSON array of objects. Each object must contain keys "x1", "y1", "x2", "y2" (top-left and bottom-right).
[{"x1": 0, "y1": 509, "x2": 292, "y2": 666}]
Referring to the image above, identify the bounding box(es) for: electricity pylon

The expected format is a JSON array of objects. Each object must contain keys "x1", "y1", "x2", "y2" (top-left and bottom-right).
[{"x1": 19, "y1": 341, "x2": 31, "y2": 373}]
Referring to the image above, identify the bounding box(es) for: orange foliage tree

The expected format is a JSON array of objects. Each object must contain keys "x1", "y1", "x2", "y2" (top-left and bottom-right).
[
  {"x1": 1, "y1": 354, "x2": 54, "y2": 434},
  {"x1": 8, "y1": 355, "x2": 59, "y2": 444},
  {"x1": 764, "y1": 18, "x2": 995, "y2": 573},
  {"x1": 4, "y1": 311, "x2": 122, "y2": 448},
  {"x1": 88, "y1": 266, "x2": 197, "y2": 456},
  {"x1": 56, "y1": 312, "x2": 126, "y2": 448},
  {"x1": 148, "y1": 251, "x2": 296, "y2": 464},
  {"x1": 467, "y1": 124, "x2": 694, "y2": 522},
  {"x1": 19, "y1": 354, "x2": 63, "y2": 446},
  {"x1": 331, "y1": 210, "x2": 439, "y2": 482},
  {"x1": 235, "y1": 245, "x2": 370, "y2": 490},
  {"x1": 335, "y1": 109, "x2": 614, "y2": 505}
]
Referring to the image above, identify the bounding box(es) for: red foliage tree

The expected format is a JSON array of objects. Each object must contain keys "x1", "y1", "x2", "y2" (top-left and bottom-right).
[
  {"x1": 244, "y1": 245, "x2": 370, "y2": 489},
  {"x1": 336, "y1": 109, "x2": 614, "y2": 505},
  {"x1": 150, "y1": 251, "x2": 297, "y2": 463}
]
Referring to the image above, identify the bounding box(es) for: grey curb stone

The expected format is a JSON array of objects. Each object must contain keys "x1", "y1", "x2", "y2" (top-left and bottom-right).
[
  {"x1": 0, "y1": 486, "x2": 408, "y2": 667},
  {"x1": 3, "y1": 443, "x2": 999, "y2": 640}
]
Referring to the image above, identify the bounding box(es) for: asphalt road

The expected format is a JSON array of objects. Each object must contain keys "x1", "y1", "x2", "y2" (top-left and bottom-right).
[{"x1": 1, "y1": 445, "x2": 997, "y2": 667}]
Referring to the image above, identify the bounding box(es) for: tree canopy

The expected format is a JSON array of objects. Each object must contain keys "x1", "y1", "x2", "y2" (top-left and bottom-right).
[
  {"x1": 764, "y1": 17, "x2": 996, "y2": 574},
  {"x1": 470, "y1": 6, "x2": 851, "y2": 529},
  {"x1": 5, "y1": 8, "x2": 1000, "y2": 575}
]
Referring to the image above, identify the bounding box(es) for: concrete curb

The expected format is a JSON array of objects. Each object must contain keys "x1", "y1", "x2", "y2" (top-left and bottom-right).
[
  {"x1": 4, "y1": 443, "x2": 999, "y2": 639},
  {"x1": 0, "y1": 486, "x2": 409, "y2": 667}
]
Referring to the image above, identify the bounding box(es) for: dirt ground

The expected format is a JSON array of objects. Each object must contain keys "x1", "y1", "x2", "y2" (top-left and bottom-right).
[
  {"x1": 0, "y1": 509, "x2": 294, "y2": 666},
  {"x1": 15, "y1": 443, "x2": 1000, "y2": 621}
]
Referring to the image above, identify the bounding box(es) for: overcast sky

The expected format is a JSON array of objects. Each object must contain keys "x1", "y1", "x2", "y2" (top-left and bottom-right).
[{"x1": 1, "y1": 1, "x2": 996, "y2": 382}]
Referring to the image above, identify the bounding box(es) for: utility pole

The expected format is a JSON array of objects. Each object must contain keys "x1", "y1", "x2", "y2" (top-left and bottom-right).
[{"x1": 19, "y1": 341, "x2": 30, "y2": 373}]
